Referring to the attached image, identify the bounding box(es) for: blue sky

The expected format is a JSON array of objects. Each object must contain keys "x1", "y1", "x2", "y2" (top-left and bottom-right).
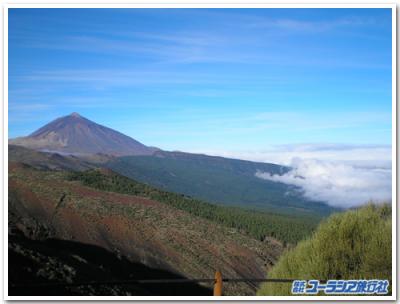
[{"x1": 8, "y1": 8, "x2": 392, "y2": 152}]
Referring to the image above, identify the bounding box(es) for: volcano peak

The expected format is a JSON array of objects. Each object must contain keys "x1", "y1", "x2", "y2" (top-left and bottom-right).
[
  {"x1": 70, "y1": 112, "x2": 82, "y2": 118},
  {"x1": 9, "y1": 113, "x2": 158, "y2": 156}
]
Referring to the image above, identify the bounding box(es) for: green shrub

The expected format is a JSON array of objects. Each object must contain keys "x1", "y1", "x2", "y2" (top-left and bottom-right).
[{"x1": 257, "y1": 203, "x2": 392, "y2": 296}]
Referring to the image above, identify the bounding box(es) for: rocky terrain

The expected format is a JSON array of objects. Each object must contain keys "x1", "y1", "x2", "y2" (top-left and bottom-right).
[{"x1": 9, "y1": 162, "x2": 283, "y2": 296}]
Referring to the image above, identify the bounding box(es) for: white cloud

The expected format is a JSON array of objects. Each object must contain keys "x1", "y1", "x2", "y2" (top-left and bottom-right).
[
  {"x1": 191, "y1": 144, "x2": 392, "y2": 209},
  {"x1": 194, "y1": 144, "x2": 391, "y2": 167},
  {"x1": 255, "y1": 157, "x2": 391, "y2": 209},
  {"x1": 248, "y1": 16, "x2": 374, "y2": 33}
]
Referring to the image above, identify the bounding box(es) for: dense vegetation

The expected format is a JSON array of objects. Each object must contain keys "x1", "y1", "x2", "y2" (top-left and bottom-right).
[
  {"x1": 257, "y1": 204, "x2": 392, "y2": 296},
  {"x1": 67, "y1": 169, "x2": 321, "y2": 245},
  {"x1": 106, "y1": 153, "x2": 335, "y2": 217}
]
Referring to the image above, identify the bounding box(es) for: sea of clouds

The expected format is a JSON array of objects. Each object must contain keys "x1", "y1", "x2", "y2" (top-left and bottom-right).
[
  {"x1": 196, "y1": 144, "x2": 392, "y2": 208},
  {"x1": 255, "y1": 157, "x2": 391, "y2": 208}
]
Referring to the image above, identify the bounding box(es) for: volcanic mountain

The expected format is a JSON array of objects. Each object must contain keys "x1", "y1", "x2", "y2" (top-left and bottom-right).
[
  {"x1": 9, "y1": 112, "x2": 336, "y2": 217},
  {"x1": 9, "y1": 112, "x2": 157, "y2": 156}
]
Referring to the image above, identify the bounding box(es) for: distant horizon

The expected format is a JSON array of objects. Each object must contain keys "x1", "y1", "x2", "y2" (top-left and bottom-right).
[{"x1": 9, "y1": 110, "x2": 392, "y2": 166}]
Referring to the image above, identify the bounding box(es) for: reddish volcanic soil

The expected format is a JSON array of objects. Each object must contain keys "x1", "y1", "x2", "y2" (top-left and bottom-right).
[{"x1": 8, "y1": 164, "x2": 283, "y2": 295}]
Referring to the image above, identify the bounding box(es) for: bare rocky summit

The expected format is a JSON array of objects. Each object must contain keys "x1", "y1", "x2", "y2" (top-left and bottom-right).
[{"x1": 9, "y1": 112, "x2": 157, "y2": 156}]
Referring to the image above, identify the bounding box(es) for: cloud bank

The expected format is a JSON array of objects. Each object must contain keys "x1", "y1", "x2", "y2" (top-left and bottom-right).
[
  {"x1": 255, "y1": 156, "x2": 391, "y2": 209},
  {"x1": 199, "y1": 144, "x2": 391, "y2": 167},
  {"x1": 194, "y1": 144, "x2": 392, "y2": 209}
]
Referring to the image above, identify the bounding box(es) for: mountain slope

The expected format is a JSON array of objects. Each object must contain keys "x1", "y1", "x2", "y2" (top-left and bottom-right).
[
  {"x1": 8, "y1": 145, "x2": 98, "y2": 171},
  {"x1": 9, "y1": 231, "x2": 212, "y2": 296},
  {"x1": 107, "y1": 151, "x2": 336, "y2": 217},
  {"x1": 9, "y1": 163, "x2": 283, "y2": 295},
  {"x1": 9, "y1": 113, "x2": 157, "y2": 156},
  {"x1": 9, "y1": 143, "x2": 335, "y2": 218},
  {"x1": 67, "y1": 169, "x2": 319, "y2": 244}
]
